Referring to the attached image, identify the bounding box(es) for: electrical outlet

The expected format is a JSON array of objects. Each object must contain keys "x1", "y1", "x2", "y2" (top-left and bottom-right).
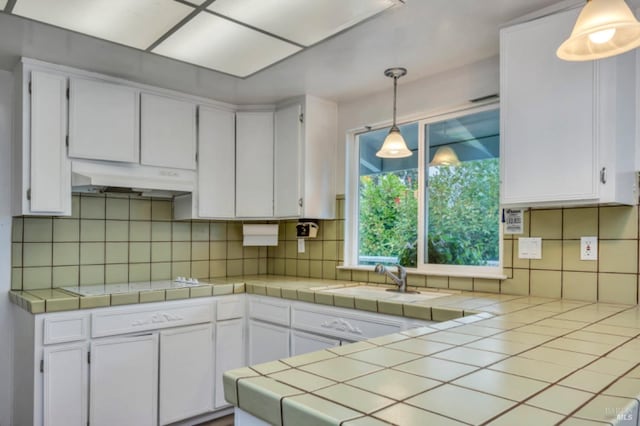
[
  {"x1": 298, "y1": 238, "x2": 305, "y2": 253},
  {"x1": 580, "y1": 236, "x2": 598, "y2": 260}
]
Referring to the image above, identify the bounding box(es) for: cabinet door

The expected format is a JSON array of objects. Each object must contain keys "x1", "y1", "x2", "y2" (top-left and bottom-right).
[
  {"x1": 90, "y1": 334, "x2": 158, "y2": 426},
  {"x1": 199, "y1": 106, "x2": 236, "y2": 218},
  {"x1": 215, "y1": 319, "x2": 245, "y2": 408},
  {"x1": 43, "y1": 343, "x2": 88, "y2": 426},
  {"x1": 69, "y1": 77, "x2": 139, "y2": 163},
  {"x1": 159, "y1": 324, "x2": 214, "y2": 425},
  {"x1": 500, "y1": 8, "x2": 598, "y2": 205},
  {"x1": 141, "y1": 93, "x2": 196, "y2": 170},
  {"x1": 236, "y1": 111, "x2": 274, "y2": 218},
  {"x1": 248, "y1": 319, "x2": 289, "y2": 365},
  {"x1": 291, "y1": 330, "x2": 339, "y2": 356},
  {"x1": 29, "y1": 71, "x2": 71, "y2": 215},
  {"x1": 274, "y1": 104, "x2": 302, "y2": 218}
]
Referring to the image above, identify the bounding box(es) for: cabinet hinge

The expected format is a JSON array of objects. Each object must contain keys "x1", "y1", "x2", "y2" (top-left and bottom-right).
[
  {"x1": 66, "y1": 87, "x2": 69, "y2": 99},
  {"x1": 299, "y1": 113, "x2": 304, "y2": 123},
  {"x1": 65, "y1": 135, "x2": 69, "y2": 148},
  {"x1": 28, "y1": 81, "x2": 32, "y2": 95},
  {"x1": 600, "y1": 167, "x2": 607, "y2": 185},
  {"x1": 39, "y1": 359, "x2": 43, "y2": 373},
  {"x1": 87, "y1": 351, "x2": 91, "y2": 364},
  {"x1": 26, "y1": 188, "x2": 31, "y2": 201},
  {"x1": 195, "y1": 152, "x2": 198, "y2": 163},
  {"x1": 298, "y1": 198, "x2": 303, "y2": 207}
]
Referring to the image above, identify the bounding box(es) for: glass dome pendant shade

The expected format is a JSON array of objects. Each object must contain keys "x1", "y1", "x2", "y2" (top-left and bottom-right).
[
  {"x1": 557, "y1": 0, "x2": 640, "y2": 61},
  {"x1": 376, "y1": 67, "x2": 412, "y2": 158},
  {"x1": 430, "y1": 146, "x2": 461, "y2": 166}
]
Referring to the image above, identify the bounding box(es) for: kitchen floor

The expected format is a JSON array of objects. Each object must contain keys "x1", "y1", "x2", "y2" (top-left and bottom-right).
[{"x1": 198, "y1": 414, "x2": 234, "y2": 426}]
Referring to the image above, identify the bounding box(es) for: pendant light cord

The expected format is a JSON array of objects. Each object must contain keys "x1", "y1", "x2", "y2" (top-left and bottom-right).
[{"x1": 392, "y1": 76, "x2": 398, "y2": 127}]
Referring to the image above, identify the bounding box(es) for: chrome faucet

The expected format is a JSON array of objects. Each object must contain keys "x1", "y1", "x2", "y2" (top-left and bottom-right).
[{"x1": 374, "y1": 264, "x2": 408, "y2": 293}]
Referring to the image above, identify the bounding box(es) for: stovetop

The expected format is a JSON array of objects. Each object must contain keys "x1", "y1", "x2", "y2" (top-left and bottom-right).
[{"x1": 62, "y1": 280, "x2": 205, "y2": 296}]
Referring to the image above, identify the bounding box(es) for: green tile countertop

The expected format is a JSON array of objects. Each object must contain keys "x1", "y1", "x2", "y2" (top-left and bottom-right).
[
  {"x1": 9, "y1": 275, "x2": 464, "y2": 315},
  {"x1": 224, "y1": 296, "x2": 640, "y2": 426},
  {"x1": 9, "y1": 279, "x2": 247, "y2": 314},
  {"x1": 9, "y1": 274, "x2": 640, "y2": 423}
]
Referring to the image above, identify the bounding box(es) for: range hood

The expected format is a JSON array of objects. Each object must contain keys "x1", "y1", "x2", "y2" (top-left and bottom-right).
[{"x1": 71, "y1": 159, "x2": 195, "y2": 198}]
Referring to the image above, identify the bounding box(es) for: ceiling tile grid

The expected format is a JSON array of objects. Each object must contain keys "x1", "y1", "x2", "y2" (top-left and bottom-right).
[{"x1": 6, "y1": 0, "x2": 399, "y2": 77}]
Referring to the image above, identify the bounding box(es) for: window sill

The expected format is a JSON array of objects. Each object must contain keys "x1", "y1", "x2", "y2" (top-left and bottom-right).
[{"x1": 337, "y1": 265, "x2": 507, "y2": 280}]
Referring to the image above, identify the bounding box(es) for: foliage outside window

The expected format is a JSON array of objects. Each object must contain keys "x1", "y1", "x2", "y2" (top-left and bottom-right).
[{"x1": 353, "y1": 107, "x2": 501, "y2": 273}]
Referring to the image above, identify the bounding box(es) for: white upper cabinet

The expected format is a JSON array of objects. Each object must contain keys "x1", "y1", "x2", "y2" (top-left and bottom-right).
[
  {"x1": 69, "y1": 77, "x2": 140, "y2": 163},
  {"x1": 236, "y1": 111, "x2": 274, "y2": 218},
  {"x1": 13, "y1": 68, "x2": 72, "y2": 216},
  {"x1": 500, "y1": 8, "x2": 636, "y2": 207},
  {"x1": 274, "y1": 96, "x2": 337, "y2": 219},
  {"x1": 274, "y1": 103, "x2": 302, "y2": 218},
  {"x1": 198, "y1": 106, "x2": 236, "y2": 218},
  {"x1": 140, "y1": 93, "x2": 197, "y2": 170},
  {"x1": 174, "y1": 106, "x2": 236, "y2": 220}
]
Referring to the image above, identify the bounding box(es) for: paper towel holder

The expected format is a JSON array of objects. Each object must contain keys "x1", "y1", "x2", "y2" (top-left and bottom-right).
[{"x1": 296, "y1": 219, "x2": 319, "y2": 238}]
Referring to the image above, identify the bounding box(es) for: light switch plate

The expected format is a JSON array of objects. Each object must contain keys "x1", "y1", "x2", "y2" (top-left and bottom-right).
[
  {"x1": 518, "y1": 237, "x2": 542, "y2": 259},
  {"x1": 580, "y1": 236, "x2": 598, "y2": 260},
  {"x1": 298, "y1": 238, "x2": 305, "y2": 253}
]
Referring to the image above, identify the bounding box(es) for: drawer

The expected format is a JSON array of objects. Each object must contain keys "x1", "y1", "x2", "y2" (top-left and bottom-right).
[
  {"x1": 43, "y1": 313, "x2": 89, "y2": 344},
  {"x1": 248, "y1": 296, "x2": 290, "y2": 326},
  {"x1": 291, "y1": 304, "x2": 403, "y2": 341},
  {"x1": 217, "y1": 295, "x2": 245, "y2": 321},
  {"x1": 92, "y1": 302, "x2": 213, "y2": 338}
]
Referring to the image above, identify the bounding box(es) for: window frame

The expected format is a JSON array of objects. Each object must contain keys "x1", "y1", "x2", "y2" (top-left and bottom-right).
[{"x1": 344, "y1": 102, "x2": 504, "y2": 279}]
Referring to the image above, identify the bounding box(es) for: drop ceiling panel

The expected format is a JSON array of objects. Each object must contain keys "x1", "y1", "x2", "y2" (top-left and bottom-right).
[
  {"x1": 179, "y1": 0, "x2": 208, "y2": 5},
  {"x1": 153, "y1": 12, "x2": 302, "y2": 77},
  {"x1": 12, "y1": 0, "x2": 193, "y2": 50},
  {"x1": 207, "y1": 0, "x2": 398, "y2": 47}
]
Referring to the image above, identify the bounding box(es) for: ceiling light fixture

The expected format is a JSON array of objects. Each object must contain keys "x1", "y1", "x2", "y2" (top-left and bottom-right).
[
  {"x1": 557, "y1": 0, "x2": 640, "y2": 61},
  {"x1": 430, "y1": 146, "x2": 461, "y2": 167},
  {"x1": 376, "y1": 67, "x2": 412, "y2": 158}
]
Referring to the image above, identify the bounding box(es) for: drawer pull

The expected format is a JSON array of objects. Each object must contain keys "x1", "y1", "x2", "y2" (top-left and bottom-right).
[
  {"x1": 131, "y1": 312, "x2": 184, "y2": 327},
  {"x1": 321, "y1": 318, "x2": 363, "y2": 335}
]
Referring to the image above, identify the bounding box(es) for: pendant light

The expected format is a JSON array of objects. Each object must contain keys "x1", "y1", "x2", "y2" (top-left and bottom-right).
[
  {"x1": 557, "y1": 0, "x2": 640, "y2": 61},
  {"x1": 376, "y1": 67, "x2": 412, "y2": 158},
  {"x1": 430, "y1": 146, "x2": 461, "y2": 166}
]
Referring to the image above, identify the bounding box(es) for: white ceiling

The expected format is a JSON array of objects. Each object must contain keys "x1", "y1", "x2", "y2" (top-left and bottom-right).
[
  {"x1": 0, "y1": 0, "x2": 588, "y2": 104},
  {"x1": 9, "y1": 0, "x2": 398, "y2": 77}
]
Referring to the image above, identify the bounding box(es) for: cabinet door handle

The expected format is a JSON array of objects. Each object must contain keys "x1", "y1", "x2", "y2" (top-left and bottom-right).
[{"x1": 600, "y1": 167, "x2": 607, "y2": 184}]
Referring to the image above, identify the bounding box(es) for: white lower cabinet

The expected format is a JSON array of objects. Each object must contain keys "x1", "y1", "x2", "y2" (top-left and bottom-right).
[
  {"x1": 215, "y1": 319, "x2": 245, "y2": 409},
  {"x1": 160, "y1": 324, "x2": 214, "y2": 425},
  {"x1": 42, "y1": 342, "x2": 88, "y2": 426},
  {"x1": 290, "y1": 330, "x2": 340, "y2": 356},
  {"x1": 17, "y1": 293, "x2": 436, "y2": 426},
  {"x1": 248, "y1": 319, "x2": 290, "y2": 365},
  {"x1": 90, "y1": 334, "x2": 159, "y2": 426}
]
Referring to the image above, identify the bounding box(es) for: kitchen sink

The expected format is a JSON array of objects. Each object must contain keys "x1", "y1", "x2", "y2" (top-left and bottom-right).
[{"x1": 318, "y1": 286, "x2": 449, "y2": 303}]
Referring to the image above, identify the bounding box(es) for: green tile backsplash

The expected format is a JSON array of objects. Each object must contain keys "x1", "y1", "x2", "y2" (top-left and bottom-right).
[
  {"x1": 11, "y1": 194, "x2": 640, "y2": 305},
  {"x1": 268, "y1": 200, "x2": 640, "y2": 305},
  {"x1": 12, "y1": 194, "x2": 268, "y2": 290}
]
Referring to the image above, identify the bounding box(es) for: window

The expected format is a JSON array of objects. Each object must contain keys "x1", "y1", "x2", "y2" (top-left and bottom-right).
[{"x1": 347, "y1": 105, "x2": 501, "y2": 276}]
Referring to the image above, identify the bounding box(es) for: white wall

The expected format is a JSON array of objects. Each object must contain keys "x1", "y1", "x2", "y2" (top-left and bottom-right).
[
  {"x1": 0, "y1": 69, "x2": 13, "y2": 425},
  {"x1": 335, "y1": 56, "x2": 500, "y2": 192}
]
